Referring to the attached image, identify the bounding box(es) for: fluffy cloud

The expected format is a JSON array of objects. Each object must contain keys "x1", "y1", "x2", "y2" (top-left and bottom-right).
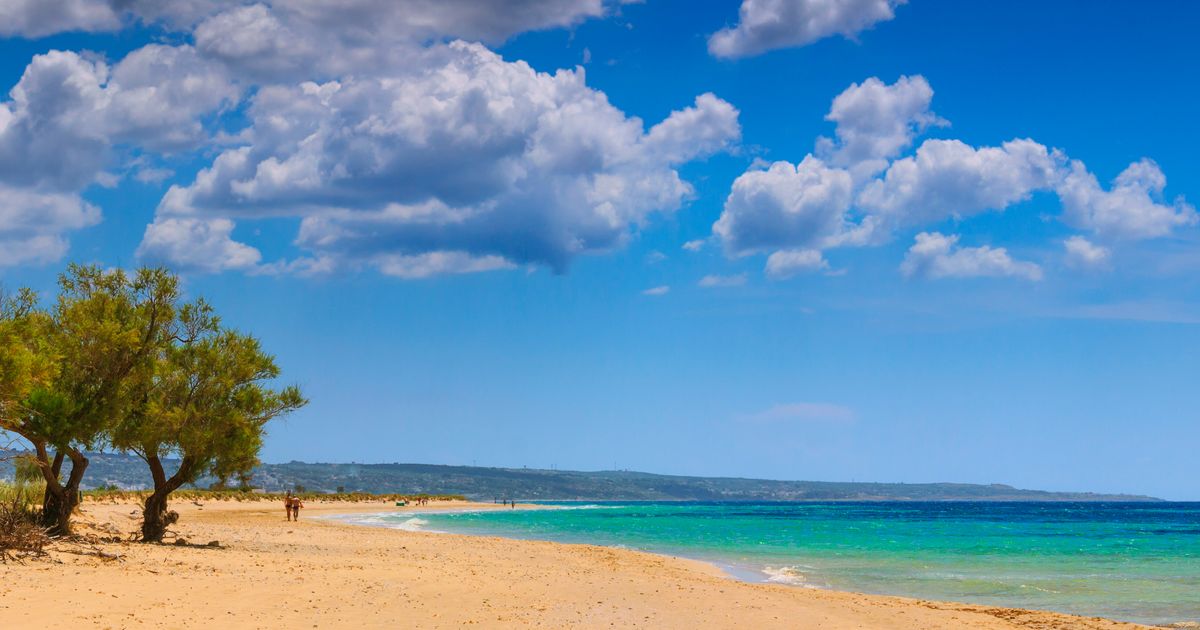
[
  {"x1": 275, "y1": 0, "x2": 617, "y2": 45},
  {"x1": 0, "y1": 45, "x2": 236, "y2": 266},
  {"x1": 765, "y1": 249, "x2": 829, "y2": 278},
  {"x1": 857, "y1": 138, "x2": 1061, "y2": 227},
  {"x1": 1062, "y1": 235, "x2": 1111, "y2": 270},
  {"x1": 0, "y1": 185, "x2": 99, "y2": 267},
  {"x1": 816, "y1": 74, "x2": 942, "y2": 181},
  {"x1": 708, "y1": 0, "x2": 906, "y2": 59},
  {"x1": 0, "y1": 0, "x2": 620, "y2": 44},
  {"x1": 1, "y1": 1, "x2": 695, "y2": 276},
  {"x1": 374, "y1": 251, "x2": 515, "y2": 279},
  {"x1": 641, "y1": 285, "x2": 670, "y2": 296},
  {"x1": 136, "y1": 217, "x2": 262, "y2": 273},
  {"x1": 713, "y1": 157, "x2": 853, "y2": 255},
  {"x1": 0, "y1": 0, "x2": 120, "y2": 37},
  {"x1": 1057, "y1": 159, "x2": 1196, "y2": 240},
  {"x1": 644, "y1": 93, "x2": 742, "y2": 164},
  {"x1": 0, "y1": 45, "x2": 234, "y2": 184},
  {"x1": 712, "y1": 76, "x2": 946, "y2": 268},
  {"x1": 155, "y1": 42, "x2": 739, "y2": 273},
  {"x1": 900, "y1": 232, "x2": 1042, "y2": 281},
  {"x1": 0, "y1": 51, "x2": 110, "y2": 191},
  {"x1": 0, "y1": 235, "x2": 71, "y2": 266},
  {"x1": 713, "y1": 74, "x2": 1193, "y2": 281},
  {"x1": 188, "y1": 0, "x2": 629, "y2": 82}
]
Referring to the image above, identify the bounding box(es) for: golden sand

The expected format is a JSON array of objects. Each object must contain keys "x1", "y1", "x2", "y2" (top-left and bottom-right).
[{"x1": 0, "y1": 499, "x2": 1150, "y2": 629}]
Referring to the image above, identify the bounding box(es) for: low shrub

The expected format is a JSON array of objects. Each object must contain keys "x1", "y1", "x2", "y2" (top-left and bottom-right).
[{"x1": 0, "y1": 482, "x2": 49, "y2": 560}]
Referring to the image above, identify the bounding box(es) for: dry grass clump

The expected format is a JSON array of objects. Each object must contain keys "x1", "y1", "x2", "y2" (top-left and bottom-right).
[{"x1": 0, "y1": 482, "x2": 49, "y2": 561}]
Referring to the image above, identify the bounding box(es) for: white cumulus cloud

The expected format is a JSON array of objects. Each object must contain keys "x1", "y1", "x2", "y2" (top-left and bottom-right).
[
  {"x1": 0, "y1": 0, "x2": 121, "y2": 38},
  {"x1": 0, "y1": 185, "x2": 99, "y2": 267},
  {"x1": 765, "y1": 249, "x2": 829, "y2": 278},
  {"x1": 857, "y1": 138, "x2": 1062, "y2": 227},
  {"x1": 1062, "y1": 235, "x2": 1111, "y2": 270},
  {"x1": 374, "y1": 251, "x2": 516, "y2": 279},
  {"x1": 1057, "y1": 158, "x2": 1196, "y2": 240},
  {"x1": 711, "y1": 74, "x2": 1193, "y2": 281},
  {"x1": 0, "y1": 45, "x2": 236, "y2": 266},
  {"x1": 155, "y1": 42, "x2": 739, "y2": 275},
  {"x1": 136, "y1": 217, "x2": 262, "y2": 273},
  {"x1": 713, "y1": 157, "x2": 853, "y2": 256},
  {"x1": 190, "y1": 0, "x2": 627, "y2": 82},
  {"x1": 816, "y1": 74, "x2": 943, "y2": 181},
  {"x1": 708, "y1": 0, "x2": 906, "y2": 59},
  {"x1": 0, "y1": 0, "x2": 622, "y2": 44},
  {"x1": 900, "y1": 232, "x2": 1042, "y2": 281}
]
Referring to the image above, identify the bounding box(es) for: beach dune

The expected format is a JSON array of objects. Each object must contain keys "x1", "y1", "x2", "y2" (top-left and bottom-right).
[{"x1": 0, "y1": 499, "x2": 1151, "y2": 629}]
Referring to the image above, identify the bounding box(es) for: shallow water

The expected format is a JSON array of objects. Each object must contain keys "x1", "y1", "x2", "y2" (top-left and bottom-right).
[{"x1": 340, "y1": 501, "x2": 1200, "y2": 625}]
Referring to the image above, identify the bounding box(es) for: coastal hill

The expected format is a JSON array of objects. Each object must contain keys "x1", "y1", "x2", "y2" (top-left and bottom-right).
[{"x1": 2, "y1": 452, "x2": 1159, "y2": 501}]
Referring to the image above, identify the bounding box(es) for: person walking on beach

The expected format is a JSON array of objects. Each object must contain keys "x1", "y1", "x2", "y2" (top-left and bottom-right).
[
  {"x1": 285, "y1": 492, "x2": 294, "y2": 521},
  {"x1": 291, "y1": 496, "x2": 304, "y2": 520}
]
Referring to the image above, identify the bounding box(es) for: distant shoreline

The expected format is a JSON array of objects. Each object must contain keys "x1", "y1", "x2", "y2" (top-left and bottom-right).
[{"x1": 0, "y1": 450, "x2": 1164, "y2": 502}]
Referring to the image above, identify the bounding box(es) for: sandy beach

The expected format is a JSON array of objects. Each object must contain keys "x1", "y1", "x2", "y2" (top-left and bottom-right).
[{"x1": 0, "y1": 498, "x2": 1154, "y2": 629}]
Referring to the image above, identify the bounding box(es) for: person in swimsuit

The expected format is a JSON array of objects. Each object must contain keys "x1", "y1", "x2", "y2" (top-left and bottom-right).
[
  {"x1": 285, "y1": 493, "x2": 294, "y2": 521},
  {"x1": 292, "y1": 496, "x2": 303, "y2": 520}
]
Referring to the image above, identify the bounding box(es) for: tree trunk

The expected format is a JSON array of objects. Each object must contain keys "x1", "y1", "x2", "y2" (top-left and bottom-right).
[
  {"x1": 37, "y1": 446, "x2": 87, "y2": 537},
  {"x1": 41, "y1": 450, "x2": 64, "y2": 515},
  {"x1": 140, "y1": 454, "x2": 188, "y2": 542},
  {"x1": 141, "y1": 490, "x2": 177, "y2": 542}
]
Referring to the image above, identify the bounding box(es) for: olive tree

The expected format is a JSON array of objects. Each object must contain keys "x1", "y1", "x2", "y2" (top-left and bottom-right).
[{"x1": 113, "y1": 300, "x2": 306, "y2": 542}]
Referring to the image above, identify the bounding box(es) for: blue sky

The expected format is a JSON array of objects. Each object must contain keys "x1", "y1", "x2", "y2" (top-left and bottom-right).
[{"x1": 1, "y1": 1, "x2": 1198, "y2": 499}]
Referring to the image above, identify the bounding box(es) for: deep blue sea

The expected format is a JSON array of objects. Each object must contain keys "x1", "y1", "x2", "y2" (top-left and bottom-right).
[{"x1": 339, "y1": 501, "x2": 1200, "y2": 625}]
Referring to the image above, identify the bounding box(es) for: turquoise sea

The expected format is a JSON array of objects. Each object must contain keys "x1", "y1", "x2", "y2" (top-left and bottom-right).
[{"x1": 339, "y1": 502, "x2": 1200, "y2": 625}]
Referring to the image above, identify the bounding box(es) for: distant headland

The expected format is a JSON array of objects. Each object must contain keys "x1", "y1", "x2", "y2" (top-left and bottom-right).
[{"x1": 1, "y1": 452, "x2": 1160, "y2": 502}]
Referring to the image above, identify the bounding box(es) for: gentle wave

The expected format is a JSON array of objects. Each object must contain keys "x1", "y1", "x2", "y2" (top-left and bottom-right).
[
  {"x1": 762, "y1": 565, "x2": 817, "y2": 587},
  {"x1": 392, "y1": 517, "x2": 430, "y2": 531},
  {"x1": 328, "y1": 513, "x2": 446, "y2": 533}
]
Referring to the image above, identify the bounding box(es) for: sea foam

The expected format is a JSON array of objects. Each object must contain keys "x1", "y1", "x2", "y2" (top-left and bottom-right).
[{"x1": 762, "y1": 566, "x2": 812, "y2": 587}]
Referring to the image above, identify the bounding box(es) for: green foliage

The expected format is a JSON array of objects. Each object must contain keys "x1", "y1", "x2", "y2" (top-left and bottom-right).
[
  {"x1": 111, "y1": 297, "x2": 307, "y2": 496},
  {"x1": 0, "y1": 287, "x2": 51, "y2": 433},
  {"x1": 1, "y1": 265, "x2": 304, "y2": 538},
  {"x1": 1, "y1": 266, "x2": 184, "y2": 534},
  {"x1": 23, "y1": 265, "x2": 179, "y2": 450},
  {"x1": 12, "y1": 455, "x2": 43, "y2": 485}
]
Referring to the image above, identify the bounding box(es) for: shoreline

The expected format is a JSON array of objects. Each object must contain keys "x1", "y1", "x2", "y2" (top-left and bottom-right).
[
  {"x1": 328, "y1": 505, "x2": 792, "y2": 586},
  {"x1": 326, "y1": 504, "x2": 1187, "y2": 625},
  {"x1": 0, "y1": 498, "x2": 1156, "y2": 629}
]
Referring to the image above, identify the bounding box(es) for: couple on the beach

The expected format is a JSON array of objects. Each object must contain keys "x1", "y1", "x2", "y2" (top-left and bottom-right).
[{"x1": 284, "y1": 493, "x2": 304, "y2": 521}]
